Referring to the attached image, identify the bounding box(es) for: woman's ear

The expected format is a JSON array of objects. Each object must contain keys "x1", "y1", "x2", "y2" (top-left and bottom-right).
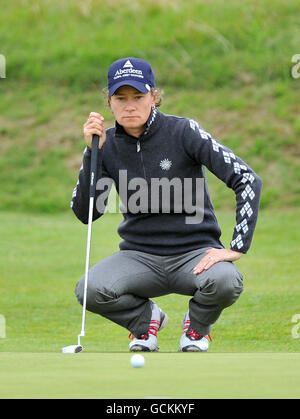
[{"x1": 151, "y1": 89, "x2": 158, "y2": 108}]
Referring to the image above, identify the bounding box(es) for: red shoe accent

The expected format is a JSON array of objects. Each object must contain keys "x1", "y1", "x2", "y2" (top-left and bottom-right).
[
  {"x1": 128, "y1": 320, "x2": 161, "y2": 341},
  {"x1": 187, "y1": 328, "x2": 212, "y2": 342},
  {"x1": 148, "y1": 320, "x2": 160, "y2": 337}
]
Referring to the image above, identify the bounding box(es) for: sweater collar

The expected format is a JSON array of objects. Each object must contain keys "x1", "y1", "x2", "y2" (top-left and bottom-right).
[{"x1": 115, "y1": 107, "x2": 160, "y2": 140}]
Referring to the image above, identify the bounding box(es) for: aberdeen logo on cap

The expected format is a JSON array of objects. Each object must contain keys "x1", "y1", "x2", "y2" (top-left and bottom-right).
[
  {"x1": 113, "y1": 61, "x2": 144, "y2": 81},
  {"x1": 108, "y1": 57, "x2": 155, "y2": 96}
]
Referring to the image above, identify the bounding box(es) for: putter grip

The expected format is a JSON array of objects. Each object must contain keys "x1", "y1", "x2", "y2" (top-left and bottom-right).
[{"x1": 90, "y1": 134, "x2": 101, "y2": 199}]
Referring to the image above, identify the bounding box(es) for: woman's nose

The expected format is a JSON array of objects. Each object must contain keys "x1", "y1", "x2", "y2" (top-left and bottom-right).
[{"x1": 124, "y1": 101, "x2": 136, "y2": 111}]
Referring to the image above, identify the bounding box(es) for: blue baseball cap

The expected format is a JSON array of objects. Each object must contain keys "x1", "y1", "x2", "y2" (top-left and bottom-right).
[{"x1": 107, "y1": 57, "x2": 155, "y2": 96}]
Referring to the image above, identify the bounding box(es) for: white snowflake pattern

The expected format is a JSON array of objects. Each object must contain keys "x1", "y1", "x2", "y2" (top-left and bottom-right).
[{"x1": 160, "y1": 158, "x2": 172, "y2": 171}]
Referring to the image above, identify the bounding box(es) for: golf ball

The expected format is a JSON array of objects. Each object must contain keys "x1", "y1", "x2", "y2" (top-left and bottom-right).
[{"x1": 130, "y1": 354, "x2": 145, "y2": 368}]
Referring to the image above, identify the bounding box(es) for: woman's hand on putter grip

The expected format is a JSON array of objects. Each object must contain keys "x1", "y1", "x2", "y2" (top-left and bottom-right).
[
  {"x1": 193, "y1": 248, "x2": 243, "y2": 275},
  {"x1": 84, "y1": 112, "x2": 107, "y2": 149}
]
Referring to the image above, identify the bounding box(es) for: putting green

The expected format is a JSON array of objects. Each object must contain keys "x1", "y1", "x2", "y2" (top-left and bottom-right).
[{"x1": 0, "y1": 352, "x2": 299, "y2": 399}]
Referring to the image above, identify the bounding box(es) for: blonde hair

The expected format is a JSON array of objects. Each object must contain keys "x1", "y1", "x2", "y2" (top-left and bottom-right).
[{"x1": 102, "y1": 87, "x2": 163, "y2": 107}]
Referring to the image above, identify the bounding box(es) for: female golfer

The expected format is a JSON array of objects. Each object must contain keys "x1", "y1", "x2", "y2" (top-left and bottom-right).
[{"x1": 71, "y1": 57, "x2": 262, "y2": 352}]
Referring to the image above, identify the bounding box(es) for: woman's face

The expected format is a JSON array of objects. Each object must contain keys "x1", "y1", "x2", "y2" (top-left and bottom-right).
[{"x1": 109, "y1": 85, "x2": 156, "y2": 137}]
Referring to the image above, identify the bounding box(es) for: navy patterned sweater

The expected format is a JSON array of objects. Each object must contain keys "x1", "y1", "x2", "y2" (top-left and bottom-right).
[{"x1": 71, "y1": 109, "x2": 262, "y2": 256}]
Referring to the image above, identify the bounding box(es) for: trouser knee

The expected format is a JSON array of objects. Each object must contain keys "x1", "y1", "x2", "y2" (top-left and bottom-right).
[
  {"x1": 215, "y1": 278, "x2": 243, "y2": 308},
  {"x1": 75, "y1": 275, "x2": 118, "y2": 314},
  {"x1": 213, "y1": 266, "x2": 243, "y2": 308},
  {"x1": 196, "y1": 263, "x2": 243, "y2": 309}
]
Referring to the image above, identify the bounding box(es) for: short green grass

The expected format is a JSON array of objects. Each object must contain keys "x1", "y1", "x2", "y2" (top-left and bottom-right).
[
  {"x1": 1, "y1": 209, "x2": 300, "y2": 398},
  {"x1": 1, "y1": 353, "x2": 300, "y2": 399}
]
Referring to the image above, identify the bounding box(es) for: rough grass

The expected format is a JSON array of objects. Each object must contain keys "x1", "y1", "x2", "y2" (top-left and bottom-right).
[
  {"x1": 0, "y1": 0, "x2": 299, "y2": 212},
  {"x1": 1, "y1": 0, "x2": 298, "y2": 88}
]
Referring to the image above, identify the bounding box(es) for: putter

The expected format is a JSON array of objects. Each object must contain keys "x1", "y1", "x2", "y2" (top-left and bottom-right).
[{"x1": 62, "y1": 134, "x2": 101, "y2": 354}]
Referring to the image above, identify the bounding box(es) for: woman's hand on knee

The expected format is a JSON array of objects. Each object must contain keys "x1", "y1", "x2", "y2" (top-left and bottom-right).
[{"x1": 193, "y1": 248, "x2": 243, "y2": 275}]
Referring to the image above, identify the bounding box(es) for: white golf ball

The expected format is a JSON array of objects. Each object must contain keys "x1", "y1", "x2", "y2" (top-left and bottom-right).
[{"x1": 130, "y1": 354, "x2": 145, "y2": 368}]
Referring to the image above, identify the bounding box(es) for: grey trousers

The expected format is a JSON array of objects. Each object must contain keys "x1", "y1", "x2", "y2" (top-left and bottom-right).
[{"x1": 75, "y1": 247, "x2": 243, "y2": 337}]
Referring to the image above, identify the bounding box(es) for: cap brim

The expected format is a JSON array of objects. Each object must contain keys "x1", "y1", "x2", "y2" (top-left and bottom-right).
[{"x1": 109, "y1": 80, "x2": 150, "y2": 96}]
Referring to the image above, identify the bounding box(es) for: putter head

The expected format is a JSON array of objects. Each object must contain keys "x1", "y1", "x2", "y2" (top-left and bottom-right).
[{"x1": 62, "y1": 345, "x2": 83, "y2": 354}]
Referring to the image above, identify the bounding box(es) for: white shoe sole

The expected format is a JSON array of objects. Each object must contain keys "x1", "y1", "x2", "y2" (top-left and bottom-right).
[{"x1": 179, "y1": 344, "x2": 208, "y2": 352}]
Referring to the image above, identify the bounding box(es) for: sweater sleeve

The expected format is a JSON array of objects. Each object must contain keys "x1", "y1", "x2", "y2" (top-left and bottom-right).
[
  {"x1": 183, "y1": 119, "x2": 263, "y2": 254},
  {"x1": 70, "y1": 146, "x2": 112, "y2": 224}
]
